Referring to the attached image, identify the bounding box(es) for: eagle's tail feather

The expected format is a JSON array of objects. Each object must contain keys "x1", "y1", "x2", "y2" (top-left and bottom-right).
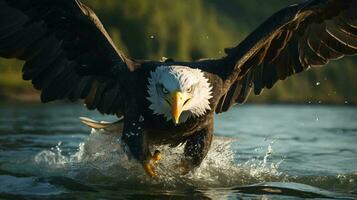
[{"x1": 80, "y1": 117, "x2": 124, "y2": 136}]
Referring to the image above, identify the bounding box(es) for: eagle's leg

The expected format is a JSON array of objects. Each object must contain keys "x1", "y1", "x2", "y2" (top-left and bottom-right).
[
  {"x1": 123, "y1": 131, "x2": 161, "y2": 177},
  {"x1": 180, "y1": 127, "x2": 213, "y2": 174},
  {"x1": 123, "y1": 129, "x2": 160, "y2": 177},
  {"x1": 122, "y1": 107, "x2": 159, "y2": 177}
]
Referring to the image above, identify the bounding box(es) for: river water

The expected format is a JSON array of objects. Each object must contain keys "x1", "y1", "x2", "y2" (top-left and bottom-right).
[{"x1": 0, "y1": 103, "x2": 356, "y2": 199}]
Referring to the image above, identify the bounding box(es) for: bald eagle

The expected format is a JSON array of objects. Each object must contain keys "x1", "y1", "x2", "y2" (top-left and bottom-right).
[{"x1": 0, "y1": 0, "x2": 356, "y2": 177}]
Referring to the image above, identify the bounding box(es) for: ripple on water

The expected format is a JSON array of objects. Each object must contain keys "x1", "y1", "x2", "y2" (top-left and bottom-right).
[{"x1": 0, "y1": 175, "x2": 64, "y2": 196}]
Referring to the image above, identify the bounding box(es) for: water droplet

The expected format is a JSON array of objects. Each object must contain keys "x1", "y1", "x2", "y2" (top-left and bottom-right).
[
  {"x1": 139, "y1": 115, "x2": 145, "y2": 122},
  {"x1": 263, "y1": 144, "x2": 273, "y2": 166}
]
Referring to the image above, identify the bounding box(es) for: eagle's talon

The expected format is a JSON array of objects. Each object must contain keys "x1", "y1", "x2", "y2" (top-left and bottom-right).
[
  {"x1": 144, "y1": 162, "x2": 157, "y2": 177},
  {"x1": 152, "y1": 150, "x2": 161, "y2": 163},
  {"x1": 143, "y1": 150, "x2": 161, "y2": 177}
]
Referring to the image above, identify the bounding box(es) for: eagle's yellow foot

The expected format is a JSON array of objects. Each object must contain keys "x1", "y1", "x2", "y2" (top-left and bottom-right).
[
  {"x1": 144, "y1": 162, "x2": 157, "y2": 177},
  {"x1": 143, "y1": 150, "x2": 161, "y2": 177},
  {"x1": 152, "y1": 150, "x2": 161, "y2": 163}
]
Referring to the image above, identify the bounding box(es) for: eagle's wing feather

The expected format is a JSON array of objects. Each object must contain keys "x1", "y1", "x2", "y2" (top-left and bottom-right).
[
  {"x1": 209, "y1": 0, "x2": 357, "y2": 113},
  {"x1": 0, "y1": 0, "x2": 139, "y2": 115}
]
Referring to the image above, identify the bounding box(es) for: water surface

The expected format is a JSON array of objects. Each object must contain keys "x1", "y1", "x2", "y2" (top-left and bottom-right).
[{"x1": 0, "y1": 103, "x2": 356, "y2": 199}]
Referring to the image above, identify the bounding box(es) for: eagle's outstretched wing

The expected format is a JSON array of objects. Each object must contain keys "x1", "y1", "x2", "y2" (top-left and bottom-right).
[
  {"x1": 211, "y1": 0, "x2": 356, "y2": 113},
  {"x1": 0, "y1": 0, "x2": 140, "y2": 115}
]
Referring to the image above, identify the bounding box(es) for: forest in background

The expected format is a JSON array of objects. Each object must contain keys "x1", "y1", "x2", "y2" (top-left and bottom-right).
[{"x1": 0, "y1": 0, "x2": 356, "y2": 104}]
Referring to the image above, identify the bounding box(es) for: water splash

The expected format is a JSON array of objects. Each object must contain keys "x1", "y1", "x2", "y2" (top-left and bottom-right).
[
  {"x1": 32, "y1": 129, "x2": 285, "y2": 188},
  {"x1": 30, "y1": 129, "x2": 357, "y2": 194}
]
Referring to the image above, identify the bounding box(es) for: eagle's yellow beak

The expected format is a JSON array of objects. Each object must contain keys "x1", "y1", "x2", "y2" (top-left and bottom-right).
[{"x1": 171, "y1": 91, "x2": 188, "y2": 124}]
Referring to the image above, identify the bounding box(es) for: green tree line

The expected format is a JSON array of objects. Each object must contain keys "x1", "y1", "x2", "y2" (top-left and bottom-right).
[{"x1": 0, "y1": 0, "x2": 356, "y2": 104}]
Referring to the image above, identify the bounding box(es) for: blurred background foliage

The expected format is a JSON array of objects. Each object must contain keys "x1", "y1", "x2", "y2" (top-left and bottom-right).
[{"x1": 0, "y1": 0, "x2": 356, "y2": 104}]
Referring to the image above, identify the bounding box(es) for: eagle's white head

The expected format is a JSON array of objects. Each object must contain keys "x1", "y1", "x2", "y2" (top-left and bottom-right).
[{"x1": 147, "y1": 66, "x2": 213, "y2": 124}]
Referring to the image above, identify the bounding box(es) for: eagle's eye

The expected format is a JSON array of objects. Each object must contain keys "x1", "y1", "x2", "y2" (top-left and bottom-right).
[
  {"x1": 162, "y1": 87, "x2": 169, "y2": 94},
  {"x1": 186, "y1": 86, "x2": 193, "y2": 93}
]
